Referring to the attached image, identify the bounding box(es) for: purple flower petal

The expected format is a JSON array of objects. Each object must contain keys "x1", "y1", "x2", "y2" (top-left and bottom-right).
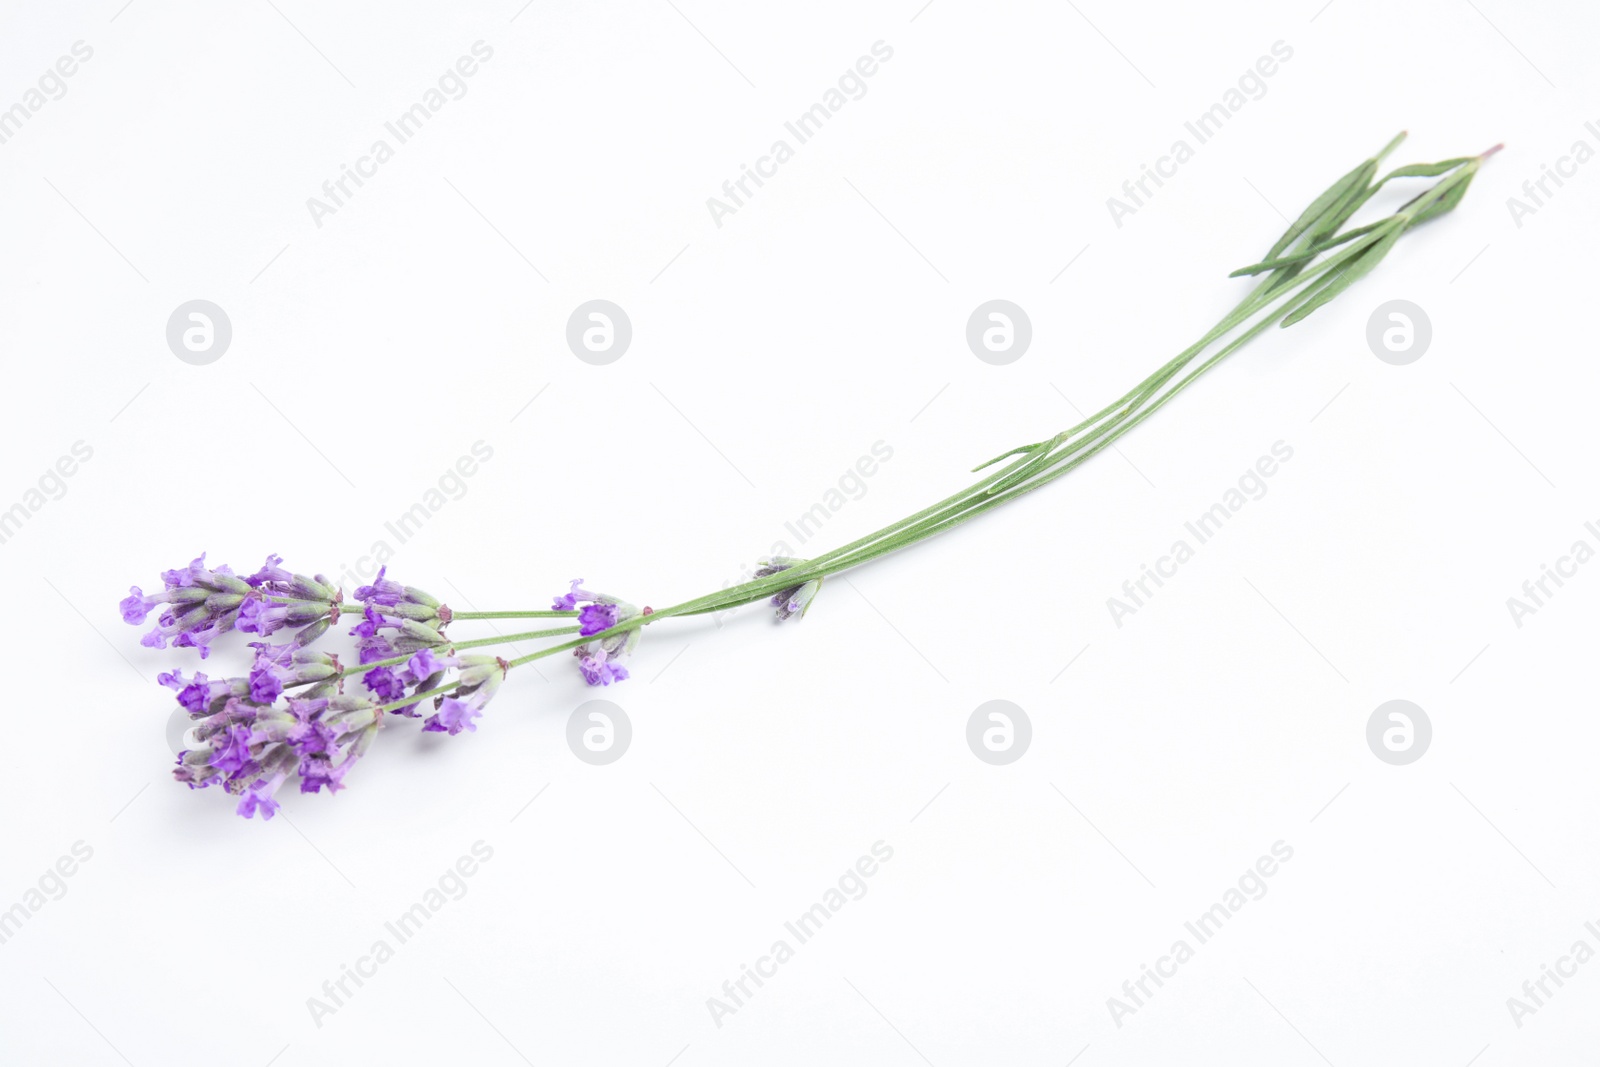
[
  {"x1": 247, "y1": 666, "x2": 283, "y2": 704},
  {"x1": 354, "y1": 566, "x2": 407, "y2": 607},
  {"x1": 363, "y1": 666, "x2": 406, "y2": 701},
  {"x1": 298, "y1": 756, "x2": 351, "y2": 795},
  {"x1": 422, "y1": 697, "x2": 481, "y2": 736},
  {"x1": 406, "y1": 648, "x2": 445, "y2": 680},
  {"x1": 578, "y1": 603, "x2": 619, "y2": 636},
  {"x1": 288, "y1": 720, "x2": 337, "y2": 758},
  {"x1": 210, "y1": 724, "x2": 255, "y2": 775},
  {"x1": 236, "y1": 785, "x2": 281, "y2": 820},
  {"x1": 245, "y1": 554, "x2": 293, "y2": 589},
  {"x1": 120, "y1": 586, "x2": 155, "y2": 624}
]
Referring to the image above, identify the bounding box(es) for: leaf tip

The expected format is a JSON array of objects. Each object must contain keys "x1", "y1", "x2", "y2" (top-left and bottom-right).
[{"x1": 1376, "y1": 130, "x2": 1409, "y2": 162}]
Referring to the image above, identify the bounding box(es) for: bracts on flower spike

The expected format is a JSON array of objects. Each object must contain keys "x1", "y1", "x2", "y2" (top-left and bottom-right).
[
  {"x1": 555, "y1": 579, "x2": 643, "y2": 685},
  {"x1": 419, "y1": 653, "x2": 508, "y2": 735},
  {"x1": 355, "y1": 566, "x2": 452, "y2": 626},
  {"x1": 121, "y1": 553, "x2": 342, "y2": 658},
  {"x1": 372, "y1": 645, "x2": 508, "y2": 729},
  {"x1": 755, "y1": 557, "x2": 822, "y2": 621},
  {"x1": 170, "y1": 680, "x2": 383, "y2": 820}
]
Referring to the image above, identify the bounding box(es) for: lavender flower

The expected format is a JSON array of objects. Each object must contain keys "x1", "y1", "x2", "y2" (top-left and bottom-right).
[
  {"x1": 420, "y1": 655, "x2": 506, "y2": 734},
  {"x1": 425, "y1": 697, "x2": 482, "y2": 736},
  {"x1": 210, "y1": 722, "x2": 257, "y2": 775},
  {"x1": 347, "y1": 605, "x2": 451, "y2": 713},
  {"x1": 297, "y1": 752, "x2": 354, "y2": 796},
  {"x1": 236, "y1": 775, "x2": 288, "y2": 820},
  {"x1": 122, "y1": 553, "x2": 340, "y2": 658},
  {"x1": 355, "y1": 631, "x2": 398, "y2": 665},
  {"x1": 169, "y1": 686, "x2": 384, "y2": 818},
  {"x1": 355, "y1": 567, "x2": 451, "y2": 625},
  {"x1": 122, "y1": 554, "x2": 251, "y2": 657},
  {"x1": 363, "y1": 648, "x2": 445, "y2": 717},
  {"x1": 406, "y1": 648, "x2": 447, "y2": 680},
  {"x1": 551, "y1": 579, "x2": 599, "y2": 612},
  {"x1": 158, "y1": 670, "x2": 248, "y2": 715},
  {"x1": 247, "y1": 648, "x2": 340, "y2": 705},
  {"x1": 288, "y1": 715, "x2": 337, "y2": 760},
  {"x1": 361, "y1": 666, "x2": 407, "y2": 702},
  {"x1": 350, "y1": 605, "x2": 449, "y2": 657},
  {"x1": 577, "y1": 650, "x2": 630, "y2": 686},
  {"x1": 246, "y1": 555, "x2": 341, "y2": 603},
  {"x1": 578, "y1": 602, "x2": 618, "y2": 636},
  {"x1": 755, "y1": 557, "x2": 823, "y2": 621},
  {"x1": 235, "y1": 595, "x2": 334, "y2": 638},
  {"x1": 556, "y1": 580, "x2": 641, "y2": 686},
  {"x1": 132, "y1": 555, "x2": 521, "y2": 818}
]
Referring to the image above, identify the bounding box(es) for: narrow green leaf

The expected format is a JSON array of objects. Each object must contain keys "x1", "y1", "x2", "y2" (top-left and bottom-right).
[
  {"x1": 1278, "y1": 227, "x2": 1403, "y2": 327},
  {"x1": 1308, "y1": 171, "x2": 1378, "y2": 244},
  {"x1": 984, "y1": 432, "x2": 1069, "y2": 494},
  {"x1": 1379, "y1": 158, "x2": 1474, "y2": 182},
  {"x1": 971, "y1": 442, "x2": 1042, "y2": 473},
  {"x1": 1228, "y1": 220, "x2": 1389, "y2": 276},
  {"x1": 1229, "y1": 255, "x2": 1311, "y2": 278},
  {"x1": 1263, "y1": 159, "x2": 1375, "y2": 262},
  {"x1": 1374, "y1": 130, "x2": 1409, "y2": 163},
  {"x1": 1409, "y1": 170, "x2": 1476, "y2": 225},
  {"x1": 1262, "y1": 137, "x2": 1424, "y2": 272}
]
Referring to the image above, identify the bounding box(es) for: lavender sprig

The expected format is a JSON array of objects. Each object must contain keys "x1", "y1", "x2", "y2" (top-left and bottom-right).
[{"x1": 123, "y1": 133, "x2": 1497, "y2": 820}]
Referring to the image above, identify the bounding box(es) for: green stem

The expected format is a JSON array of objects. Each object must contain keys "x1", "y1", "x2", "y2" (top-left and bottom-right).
[
  {"x1": 678, "y1": 313, "x2": 1283, "y2": 620},
  {"x1": 655, "y1": 229, "x2": 1379, "y2": 620},
  {"x1": 285, "y1": 625, "x2": 581, "y2": 695},
  {"x1": 264, "y1": 596, "x2": 575, "y2": 621},
  {"x1": 289, "y1": 220, "x2": 1372, "y2": 639},
  {"x1": 484, "y1": 147, "x2": 1491, "y2": 678},
  {"x1": 377, "y1": 686, "x2": 453, "y2": 713},
  {"x1": 501, "y1": 315, "x2": 1266, "y2": 643}
]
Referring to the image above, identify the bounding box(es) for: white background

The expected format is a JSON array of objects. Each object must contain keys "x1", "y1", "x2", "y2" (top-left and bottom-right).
[{"x1": 2, "y1": 0, "x2": 1597, "y2": 1063}]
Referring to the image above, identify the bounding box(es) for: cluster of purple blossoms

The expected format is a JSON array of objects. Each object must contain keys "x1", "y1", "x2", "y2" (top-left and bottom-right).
[
  {"x1": 356, "y1": 642, "x2": 505, "y2": 735},
  {"x1": 409, "y1": 648, "x2": 507, "y2": 735},
  {"x1": 343, "y1": 568, "x2": 511, "y2": 733},
  {"x1": 244, "y1": 644, "x2": 341, "y2": 703},
  {"x1": 126, "y1": 555, "x2": 511, "y2": 820},
  {"x1": 554, "y1": 579, "x2": 640, "y2": 686},
  {"x1": 347, "y1": 567, "x2": 461, "y2": 714},
  {"x1": 165, "y1": 666, "x2": 379, "y2": 820},
  {"x1": 754, "y1": 557, "x2": 822, "y2": 621},
  {"x1": 121, "y1": 553, "x2": 340, "y2": 658}
]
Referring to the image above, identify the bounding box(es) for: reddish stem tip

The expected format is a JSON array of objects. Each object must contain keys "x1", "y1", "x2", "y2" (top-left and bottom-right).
[{"x1": 1479, "y1": 143, "x2": 1505, "y2": 160}]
